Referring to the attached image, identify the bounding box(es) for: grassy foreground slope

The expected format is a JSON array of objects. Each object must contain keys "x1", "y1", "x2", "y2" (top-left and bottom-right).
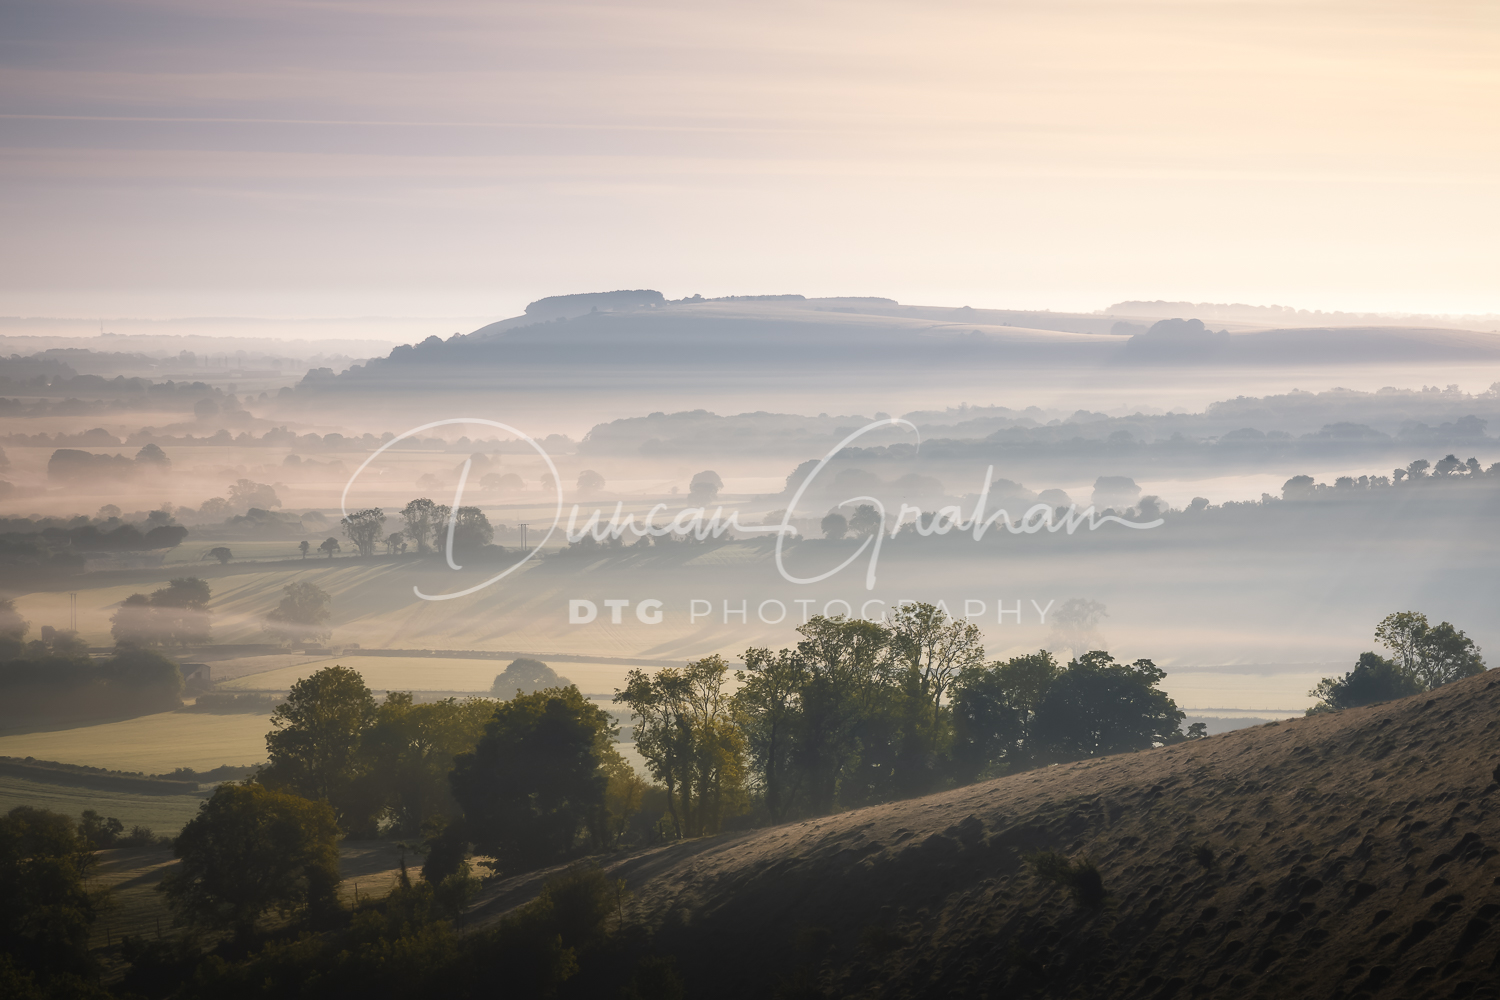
[{"x1": 516, "y1": 671, "x2": 1500, "y2": 999}]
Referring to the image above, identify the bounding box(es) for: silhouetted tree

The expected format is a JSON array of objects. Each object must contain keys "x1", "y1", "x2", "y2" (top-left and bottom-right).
[
  {"x1": 340, "y1": 507, "x2": 386, "y2": 558},
  {"x1": 260, "y1": 666, "x2": 378, "y2": 833},
  {"x1": 361, "y1": 693, "x2": 494, "y2": 835},
  {"x1": 228, "y1": 479, "x2": 280, "y2": 510},
  {"x1": 450, "y1": 686, "x2": 621, "y2": 867},
  {"x1": 489, "y1": 657, "x2": 568, "y2": 697},
  {"x1": 688, "y1": 470, "x2": 723, "y2": 503},
  {"x1": 400, "y1": 498, "x2": 440, "y2": 554},
  {"x1": 789, "y1": 616, "x2": 890, "y2": 814},
  {"x1": 1281, "y1": 474, "x2": 1316, "y2": 500},
  {"x1": 820, "y1": 511, "x2": 848, "y2": 539},
  {"x1": 1308, "y1": 651, "x2": 1421, "y2": 713},
  {"x1": 318, "y1": 537, "x2": 340, "y2": 558},
  {"x1": 847, "y1": 504, "x2": 882, "y2": 538},
  {"x1": 0, "y1": 598, "x2": 28, "y2": 641},
  {"x1": 0, "y1": 806, "x2": 103, "y2": 986},
  {"x1": 449, "y1": 506, "x2": 493, "y2": 553},
  {"x1": 1375, "y1": 611, "x2": 1486, "y2": 691},
  {"x1": 1031, "y1": 652, "x2": 1184, "y2": 762},
  {"x1": 617, "y1": 657, "x2": 744, "y2": 838},
  {"x1": 951, "y1": 650, "x2": 1059, "y2": 780},
  {"x1": 734, "y1": 647, "x2": 810, "y2": 822},
  {"x1": 160, "y1": 783, "x2": 340, "y2": 943}
]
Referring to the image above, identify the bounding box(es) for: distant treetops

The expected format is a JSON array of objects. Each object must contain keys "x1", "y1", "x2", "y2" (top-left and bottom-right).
[{"x1": 1309, "y1": 611, "x2": 1486, "y2": 713}]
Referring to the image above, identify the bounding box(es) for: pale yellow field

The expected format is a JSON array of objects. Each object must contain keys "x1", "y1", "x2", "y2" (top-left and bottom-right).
[
  {"x1": 220, "y1": 654, "x2": 639, "y2": 695},
  {"x1": 0, "y1": 712, "x2": 270, "y2": 773}
]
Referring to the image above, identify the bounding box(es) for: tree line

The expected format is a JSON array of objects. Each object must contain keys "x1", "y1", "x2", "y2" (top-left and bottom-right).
[
  {"x1": 620, "y1": 605, "x2": 1189, "y2": 833},
  {"x1": 221, "y1": 603, "x2": 1199, "y2": 878},
  {"x1": 336, "y1": 498, "x2": 496, "y2": 560},
  {"x1": 1308, "y1": 612, "x2": 1485, "y2": 712},
  {"x1": 1, "y1": 602, "x2": 1488, "y2": 998},
  {"x1": 0, "y1": 598, "x2": 184, "y2": 723}
]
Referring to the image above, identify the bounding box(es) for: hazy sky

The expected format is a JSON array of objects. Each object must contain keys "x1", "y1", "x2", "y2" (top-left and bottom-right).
[{"x1": 2, "y1": 0, "x2": 1497, "y2": 322}]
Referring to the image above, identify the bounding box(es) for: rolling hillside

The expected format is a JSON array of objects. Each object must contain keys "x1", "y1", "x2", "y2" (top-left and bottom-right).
[{"x1": 474, "y1": 669, "x2": 1500, "y2": 999}]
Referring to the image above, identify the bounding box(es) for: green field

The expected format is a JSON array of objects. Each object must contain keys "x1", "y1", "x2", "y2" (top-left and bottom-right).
[
  {"x1": 87, "y1": 841, "x2": 419, "y2": 955},
  {"x1": 0, "y1": 775, "x2": 209, "y2": 833},
  {"x1": 161, "y1": 539, "x2": 323, "y2": 565},
  {"x1": 0, "y1": 711, "x2": 269, "y2": 773},
  {"x1": 221, "y1": 654, "x2": 637, "y2": 695}
]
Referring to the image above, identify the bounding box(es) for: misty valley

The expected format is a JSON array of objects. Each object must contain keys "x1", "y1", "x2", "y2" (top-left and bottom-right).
[{"x1": 0, "y1": 292, "x2": 1497, "y2": 999}]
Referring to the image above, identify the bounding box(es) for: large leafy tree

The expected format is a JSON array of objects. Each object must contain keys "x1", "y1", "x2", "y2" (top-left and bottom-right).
[
  {"x1": 340, "y1": 508, "x2": 386, "y2": 558},
  {"x1": 1031, "y1": 652, "x2": 1184, "y2": 762},
  {"x1": 1308, "y1": 652, "x2": 1422, "y2": 712},
  {"x1": 1374, "y1": 611, "x2": 1486, "y2": 691},
  {"x1": 400, "y1": 498, "x2": 440, "y2": 555},
  {"x1": 109, "y1": 577, "x2": 212, "y2": 647},
  {"x1": 791, "y1": 616, "x2": 890, "y2": 814},
  {"x1": 450, "y1": 506, "x2": 494, "y2": 552},
  {"x1": 0, "y1": 598, "x2": 28, "y2": 641},
  {"x1": 616, "y1": 669, "x2": 694, "y2": 837},
  {"x1": 263, "y1": 581, "x2": 333, "y2": 644},
  {"x1": 160, "y1": 783, "x2": 340, "y2": 942},
  {"x1": 0, "y1": 806, "x2": 104, "y2": 985},
  {"x1": 361, "y1": 693, "x2": 494, "y2": 835},
  {"x1": 490, "y1": 657, "x2": 568, "y2": 698},
  {"x1": 888, "y1": 602, "x2": 985, "y2": 713},
  {"x1": 618, "y1": 657, "x2": 746, "y2": 838},
  {"x1": 260, "y1": 666, "x2": 379, "y2": 833},
  {"x1": 451, "y1": 686, "x2": 621, "y2": 867},
  {"x1": 950, "y1": 650, "x2": 1060, "y2": 782},
  {"x1": 733, "y1": 647, "x2": 810, "y2": 823}
]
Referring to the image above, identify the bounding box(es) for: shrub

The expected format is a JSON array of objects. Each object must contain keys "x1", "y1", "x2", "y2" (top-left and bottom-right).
[
  {"x1": 1026, "y1": 850, "x2": 1106, "y2": 908},
  {"x1": 623, "y1": 956, "x2": 686, "y2": 1000}
]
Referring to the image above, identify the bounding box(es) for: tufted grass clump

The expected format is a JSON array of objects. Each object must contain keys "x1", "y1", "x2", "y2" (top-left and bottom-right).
[{"x1": 1026, "y1": 851, "x2": 1106, "y2": 908}]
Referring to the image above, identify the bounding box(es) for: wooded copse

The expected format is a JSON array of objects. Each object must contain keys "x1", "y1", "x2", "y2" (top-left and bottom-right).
[
  {"x1": 620, "y1": 604, "x2": 1190, "y2": 836},
  {"x1": 0, "y1": 597, "x2": 185, "y2": 722},
  {"x1": 240, "y1": 603, "x2": 1198, "y2": 875},
  {"x1": 243, "y1": 601, "x2": 1488, "y2": 880}
]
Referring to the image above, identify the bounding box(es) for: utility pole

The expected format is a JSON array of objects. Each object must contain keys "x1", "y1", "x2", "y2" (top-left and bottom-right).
[
  {"x1": 517, "y1": 523, "x2": 530, "y2": 550},
  {"x1": 69, "y1": 592, "x2": 77, "y2": 632}
]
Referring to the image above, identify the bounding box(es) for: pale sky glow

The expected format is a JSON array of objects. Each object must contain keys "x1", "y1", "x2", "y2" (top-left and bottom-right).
[{"x1": 2, "y1": 0, "x2": 1498, "y2": 322}]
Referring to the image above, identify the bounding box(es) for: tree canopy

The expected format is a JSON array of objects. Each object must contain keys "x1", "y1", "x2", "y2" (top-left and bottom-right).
[
  {"x1": 1029, "y1": 652, "x2": 1185, "y2": 762},
  {"x1": 263, "y1": 580, "x2": 333, "y2": 645},
  {"x1": 489, "y1": 657, "x2": 569, "y2": 698},
  {"x1": 340, "y1": 508, "x2": 386, "y2": 558},
  {"x1": 261, "y1": 666, "x2": 378, "y2": 832},
  {"x1": 450, "y1": 685, "x2": 621, "y2": 867},
  {"x1": 1309, "y1": 611, "x2": 1486, "y2": 712},
  {"x1": 0, "y1": 805, "x2": 103, "y2": 985},
  {"x1": 110, "y1": 577, "x2": 212, "y2": 647},
  {"x1": 160, "y1": 783, "x2": 340, "y2": 942}
]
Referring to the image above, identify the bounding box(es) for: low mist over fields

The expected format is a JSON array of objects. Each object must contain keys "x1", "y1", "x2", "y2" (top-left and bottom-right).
[
  {"x1": 6, "y1": 0, "x2": 1500, "y2": 993},
  {"x1": 3, "y1": 291, "x2": 1498, "y2": 997},
  {"x1": 4, "y1": 293, "x2": 1499, "y2": 706}
]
